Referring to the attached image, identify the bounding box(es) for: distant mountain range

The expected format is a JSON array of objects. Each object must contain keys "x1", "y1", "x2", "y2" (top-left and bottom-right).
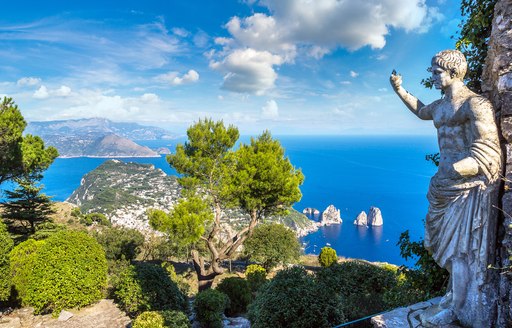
[{"x1": 26, "y1": 118, "x2": 176, "y2": 158}]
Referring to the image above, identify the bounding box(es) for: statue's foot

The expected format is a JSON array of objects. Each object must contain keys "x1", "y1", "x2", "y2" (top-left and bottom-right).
[
  {"x1": 420, "y1": 307, "x2": 457, "y2": 327},
  {"x1": 439, "y1": 291, "x2": 453, "y2": 309}
]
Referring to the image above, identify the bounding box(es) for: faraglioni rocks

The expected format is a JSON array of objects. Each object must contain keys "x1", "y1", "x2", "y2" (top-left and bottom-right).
[
  {"x1": 353, "y1": 211, "x2": 368, "y2": 226},
  {"x1": 319, "y1": 205, "x2": 342, "y2": 226},
  {"x1": 303, "y1": 207, "x2": 320, "y2": 216},
  {"x1": 367, "y1": 207, "x2": 383, "y2": 226}
]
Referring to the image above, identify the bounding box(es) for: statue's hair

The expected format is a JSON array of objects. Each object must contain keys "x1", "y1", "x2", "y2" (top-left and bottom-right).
[{"x1": 431, "y1": 49, "x2": 467, "y2": 79}]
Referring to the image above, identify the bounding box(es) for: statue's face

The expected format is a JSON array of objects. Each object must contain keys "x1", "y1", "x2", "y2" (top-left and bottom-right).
[{"x1": 431, "y1": 64, "x2": 455, "y2": 90}]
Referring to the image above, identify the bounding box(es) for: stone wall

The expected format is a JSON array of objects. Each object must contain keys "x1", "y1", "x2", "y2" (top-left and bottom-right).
[{"x1": 482, "y1": 0, "x2": 512, "y2": 326}]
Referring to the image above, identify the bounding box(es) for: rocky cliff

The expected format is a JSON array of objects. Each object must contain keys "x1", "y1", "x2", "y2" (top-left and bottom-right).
[
  {"x1": 319, "y1": 205, "x2": 342, "y2": 226},
  {"x1": 354, "y1": 211, "x2": 368, "y2": 226},
  {"x1": 368, "y1": 206, "x2": 383, "y2": 226},
  {"x1": 66, "y1": 160, "x2": 317, "y2": 237}
]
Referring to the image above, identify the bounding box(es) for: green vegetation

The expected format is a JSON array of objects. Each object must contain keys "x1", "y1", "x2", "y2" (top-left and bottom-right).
[
  {"x1": 158, "y1": 119, "x2": 303, "y2": 290},
  {"x1": 0, "y1": 221, "x2": 13, "y2": 301},
  {"x1": 10, "y1": 230, "x2": 107, "y2": 315},
  {"x1": 243, "y1": 223, "x2": 301, "y2": 271},
  {"x1": 132, "y1": 310, "x2": 191, "y2": 328},
  {"x1": 93, "y1": 226, "x2": 144, "y2": 261},
  {"x1": 245, "y1": 264, "x2": 267, "y2": 293},
  {"x1": 316, "y1": 261, "x2": 397, "y2": 321},
  {"x1": 111, "y1": 261, "x2": 188, "y2": 317},
  {"x1": 248, "y1": 267, "x2": 345, "y2": 328},
  {"x1": 193, "y1": 289, "x2": 229, "y2": 328},
  {"x1": 2, "y1": 177, "x2": 55, "y2": 234},
  {"x1": 216, "y1": 277, "x2": 252, "y2": 316},
  {"x1": 0, "y1": 97, "x2": 58, "y2": 187},
  {"x1": 318, "y1": 246, "x2": 337, "y2": 267}
]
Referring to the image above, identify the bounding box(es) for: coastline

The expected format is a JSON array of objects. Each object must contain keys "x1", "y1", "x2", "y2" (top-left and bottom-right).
[{"x1": 57, "y1": 155, "x2": 163, "y2": 159}]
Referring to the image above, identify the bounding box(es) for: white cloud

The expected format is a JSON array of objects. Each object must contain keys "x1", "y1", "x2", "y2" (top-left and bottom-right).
[
  {"x1": 33, "y1": 85, "x2": 49, "y2": 99},
  {"x1": 340, "y1": 81, "x2": 351, "y2": 85},
  {"x1": 54, "y1": 85, "x2": 71, "y2": 97},
  {"x1": 140, "y1": 93, "x2": 160, "y2": 103},
  {"x1": 350, "y1": 71, "x2": 359, "y2": 78},
  {"x1": 262, "y1": 100, "x2": 279, "y2": 119},
  {"x1": 210, "y1": 48, "x2": 283, "y2": 95},
  {"x1": 378, "y1": 88, "x2": 388, "y2": 92},
  {"x1": 155, "y1": 70, "x2": 200, "y2": 86},
  {"x1": 172, "y1": 27, "x2": 189, "y2": 37},
  {"x1": 193, "y1": 30, "x2": 209, "y2": 48},
  {"x1": 17, "y1": 77, "x2": 41, "y2": 86}
]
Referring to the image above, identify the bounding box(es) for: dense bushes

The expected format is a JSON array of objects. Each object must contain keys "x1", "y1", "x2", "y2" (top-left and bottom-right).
[
  {"x1": 318, "y1": 246, "x2": 337, "y2": 267},
  {"x1": 93, "y1": 226, "x2": 144, "y2": 261},
  {"x1": 243, "y1": 223, "x2": 300, "y2": 271},
  {"x1": 10, "y1": 230, "x2": 107, "y2": 315},
  {"x1": 216, "y1": 277, "x2": 252, "y2": 316},
  {"x1": 316, "y1": 261, "x2": 396, "y2": 320},
  {"x1": 112, "y1": 261, "x2": 187, "y2": 317},
  {"x1": 248, "y1": 267, "x2": 345, "y2": 328},
  {"x1": 0, "y1": 221, "x2": 13, "y2": 301},
  {"x1": 132, "y1": 310, "x2": 191, "y2": 328},
  {"x1": 245, "y1": 264, "x2": 267, "y2": 293},
  {"x1": 193, "y1": 289, "x2": 229, "y2": 328}
]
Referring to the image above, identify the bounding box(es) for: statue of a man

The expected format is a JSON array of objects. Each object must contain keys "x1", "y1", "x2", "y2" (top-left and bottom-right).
[{"x1": 390, "y1": 50, "x2": 502, "y2": 327}]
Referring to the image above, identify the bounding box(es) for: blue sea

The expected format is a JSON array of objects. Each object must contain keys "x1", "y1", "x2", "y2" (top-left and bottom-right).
[{"x1": 18, "y1": 135, "x2": 439, "y2": 266}]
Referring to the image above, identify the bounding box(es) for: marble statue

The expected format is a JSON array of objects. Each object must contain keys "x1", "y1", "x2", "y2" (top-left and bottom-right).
[{"x1": 390, "y1": 50, "x2": 502, "y2": 327}]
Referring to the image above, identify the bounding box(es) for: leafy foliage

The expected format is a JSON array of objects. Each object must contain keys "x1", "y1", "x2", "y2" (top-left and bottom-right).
[
  {"x1": 0, "y1": 97, "x2": 58, "y2": 186},
  {"x1": 9, "y1": 238, "x2": 45, "y2": 304},
  {"x1": 148, "y1": 197, "x2": 213, "y2": 246},
  {"x1": 13, "y1": 230, "x2": 107, "y2": 315},
  {"x1": 193, "y1": 289, "x2": 229, "y2": 328},
  {"x1": 318, "y1": 246, "x2": 338, "y2": 267},
  {"x1": 316, "y1": 261, "x2": 397, "y2": 321},
  {"x1": 92, "y1": 226, "x2": 144, "y2": 261},
  {"x1": 243, "y1": 223, "x2": 301, "y2": 271},
  {"x1": 80, "y1": 213, "x2": 111, "y2": 226},
  {"x1": 245, "y1": 264, "x2": 267, "y2": 293},
  {"x1": 248, "y1": 266, "x2": 345, "y2": 328},
  {"x1": 132, "y1": 310, "x2": 191, "y2": 328},
  {"x1": 112, "y1": 261, "x2": 188, "y2": 317},
  {"x1": 216, "y1": 277, "x2": 252, "y2": 316},
  {"x1": 2, "y1": 176, "x2": 55, "y2": 234},
  {"x1": 0, "y1": 221, "x2": 13, "y2": 301}
]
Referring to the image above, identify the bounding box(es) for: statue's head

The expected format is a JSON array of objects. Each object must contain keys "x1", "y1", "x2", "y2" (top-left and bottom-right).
[{"x1": 430, "y1": 49, "x2": 467, "y2": 80}]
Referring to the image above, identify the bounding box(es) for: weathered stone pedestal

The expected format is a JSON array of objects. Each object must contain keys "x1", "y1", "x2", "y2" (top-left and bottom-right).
[{"x1": 371, "y1": 297, "x2": 463, "y2": 328}]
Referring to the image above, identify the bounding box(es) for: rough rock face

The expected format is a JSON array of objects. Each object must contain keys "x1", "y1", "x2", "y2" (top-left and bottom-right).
[
  {"x1": 483, "y1": 1, "x2": 512, "y2": 326},
  {"x1": 353, "y1": 211, "x2": 368, "y2": 226},
  {"x1": 303, "y1": 207, "x2": 320, "y2": 216},
  {"x1": 367, "y1": 207, "x2": 383, "y2": 226},
  {"x1": 319, "y1": 205, "x2": 342, "y2": 226}
]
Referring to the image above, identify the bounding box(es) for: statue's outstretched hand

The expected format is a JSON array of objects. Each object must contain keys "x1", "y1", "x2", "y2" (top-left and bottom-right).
[{"x1": 390, "y1": 70, "x2": 402, "y2": 91}]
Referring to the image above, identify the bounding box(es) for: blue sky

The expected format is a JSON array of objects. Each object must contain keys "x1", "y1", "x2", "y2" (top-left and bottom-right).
[{"x1": 0, "y1": 0, "x2": 462, "y2": 135}]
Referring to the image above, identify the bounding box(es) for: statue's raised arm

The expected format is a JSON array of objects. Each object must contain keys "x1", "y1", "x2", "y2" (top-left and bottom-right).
[{"x1": 389, "y1": 70, "x2": 430, "y2": 120}]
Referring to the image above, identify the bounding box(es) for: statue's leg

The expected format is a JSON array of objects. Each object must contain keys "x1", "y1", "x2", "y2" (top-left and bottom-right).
[{"x1": 451, "y1": 257, "x2": 468, "y2": 311}]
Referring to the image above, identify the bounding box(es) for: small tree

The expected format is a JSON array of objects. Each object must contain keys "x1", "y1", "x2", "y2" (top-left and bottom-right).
[
  {"x1": 0, "y1": 220, "x2": 13, "y2": 301},
  {"x1": 243, "y1": 223, "x2": 301, "y2": 271},
  {"x1": 2, "y1": 176, "x2": 55, "y2": 234},
  {"x1": 318, "y1": 246, "x2": 338, "y2": 267},
  {"x1": 154, "y1": 120, "x2": 304, "y2": 290},
  {"x1": 0, "y1": 97, "x2": 58, "y2": 188}
]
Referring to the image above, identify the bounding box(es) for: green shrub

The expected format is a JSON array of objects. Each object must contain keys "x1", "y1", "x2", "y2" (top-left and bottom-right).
[
  {"x1": 93, "y1": 227, "x2": 144, "y2": 261},
  {"x1": 81, "y1": 213, "x2": 111, "y2": 226},
  {"x1": 243, "y1": 223, "x2": 300, "y2": 271},
  {"x1": 248, "y1": 267, "x2": 344, "y2": 328},
  {"x1": 194, "y1": 289, "x2": 229, "y2": 328},
  {"x1": 161, "y1": 310, "x2": 191, "y2": 328},
  {"x1": 216, "y1": 277, "x2": 252, "y2": 316},
  {"x1": 9, "y1": 238, "x2": 45, "y2": 303},
  {"x1": 112, "y1": 261, "x2": 188, "y2": 317},
  {"x1": 161, "y1": 262, "x2": 190, "y2": 295},
  {"x1": 32, "y1": 222, "x2": 66, "y2": 240},
  {"x1": 318, "y1": 246, "x2": 337, "y2": 267},
  {"x1": 245, "y1": 264, "x2": 267, "y2": 293},
  {"x1": 316, "y1": 261, "x2": 397, "y2": 320},
  {"x1": 132, "y1": 310, "x2": 191, "y2": 328},
  {"x1": 132, "y1": 311, "x2": 165, "y2": 328},
  {"x1": 19, "y1": 230, "x2": 108, "y2": 315},
  {"x1": 0, "y1": 221, "x2": 13, "y2": 301}
]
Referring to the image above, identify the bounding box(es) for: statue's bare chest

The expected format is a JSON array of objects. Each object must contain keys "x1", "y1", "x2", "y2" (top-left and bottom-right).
[{"x1": 432, "y1": 99, "x2": 468, "y2": 129}]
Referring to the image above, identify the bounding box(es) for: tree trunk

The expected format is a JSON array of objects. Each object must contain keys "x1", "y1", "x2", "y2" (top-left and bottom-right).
[{"x1": 482, "y1": 0, "x2": 512, "y2": 326}]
